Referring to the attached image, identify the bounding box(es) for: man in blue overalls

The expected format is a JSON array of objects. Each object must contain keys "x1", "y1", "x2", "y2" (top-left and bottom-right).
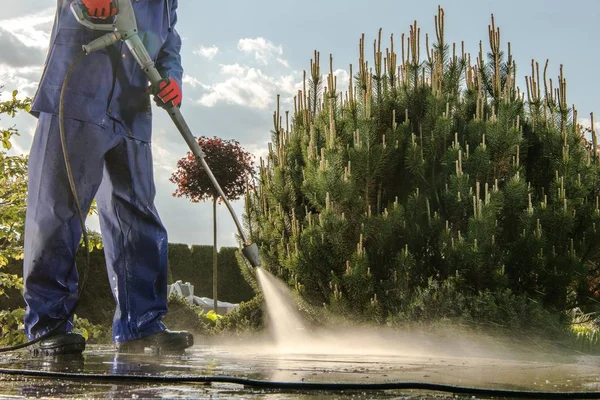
[{"x1": 23, "y1": 0, "x2": 193, "y2": 355}]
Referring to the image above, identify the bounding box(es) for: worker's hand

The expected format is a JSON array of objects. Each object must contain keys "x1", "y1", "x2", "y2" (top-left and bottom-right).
[
  {"x1": 81, "y1": 0, "x2": 117, "y2": 19},
  {"x1": 153, "y1": 77, "x2": 182, "y2": 109}
]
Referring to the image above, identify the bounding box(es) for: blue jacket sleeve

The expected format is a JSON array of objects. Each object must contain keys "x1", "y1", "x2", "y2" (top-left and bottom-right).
[{"x1": 156, "y1": 0, "x2": 183, "y2": 90}]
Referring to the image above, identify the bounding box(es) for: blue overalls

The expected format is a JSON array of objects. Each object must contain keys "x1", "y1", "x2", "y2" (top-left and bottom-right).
[{"x1": 23, "y1": 0, "x2": 183, "y2": 343}]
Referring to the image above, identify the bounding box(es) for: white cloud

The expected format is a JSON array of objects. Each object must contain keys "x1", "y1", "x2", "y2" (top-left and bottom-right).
[
  {"x1": 8, "y1": 139, "x2": 28, "y2": 155},
  {"x1": 152, "y1": 140, "x2": 179, "y2": 175},
  {"x1": 194, "y1": 45, "x2": 219, "y2": 60},
  {"x1": 0, "y1": 8, "x2": 54, "y2": 49},
  {"x1": 0, "y1": 65, "x2": 43, "y2": 100},
  {"x1": 150, "y1": 124, "x2": 193, "y2": 176},
  {"x1": 0, "y1": 8, "x2": 53, "y2": 99},
  {"x1": 579, "y1": 117, "x2": 600, "y2": 131},
  {"x1": 182, "y1": 74, "x2": 210, "y2": 90},
  {"x1": 324, "y1": 68, "x2": 350, "y2": 95},
  {"x1": 276, "y1": 58, "x2": 289, "y2": 68},
  {"x1": 197, "y1": 63, "x2": 296, "y2": 109},
  {"x1": 190, "y1": 62, "x2": 351, "y2": 112},
  {"x1": 277, "y1": 74, "x2": 301, "y2": 98},
  {"x1": 184, "y1": 37, "x2": 304, "y2": 110},
  {"x1": 242, "y1": 141, "x2": 270, "y2": 165},
  {"x1": 237, "y1": 37, "x2": 288, "y2": 67},
  {"x1": 578, "y1": 117, "x2": 600, "y2": 143},
  {"x1": 221, "y1": 63, "x2": 247, "y2": 76}
]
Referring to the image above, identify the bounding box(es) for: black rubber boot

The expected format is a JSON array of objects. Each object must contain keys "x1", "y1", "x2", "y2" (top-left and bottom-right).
[
  {"x1": 116, "y1": 329, "x2": 194, "y2": 354},
  {"x1": 31, "y1": 332, "x2": 86, "y2": 357}
]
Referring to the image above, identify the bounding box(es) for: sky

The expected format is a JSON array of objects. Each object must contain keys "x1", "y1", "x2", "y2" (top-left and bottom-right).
[{"x1": 1, "y1": 0, "x2": 599, "y2": 249}]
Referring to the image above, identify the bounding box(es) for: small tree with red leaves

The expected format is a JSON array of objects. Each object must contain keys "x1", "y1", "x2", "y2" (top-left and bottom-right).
[{"x1": 170, "y1": 136, "x2": 255, "y2": 311}]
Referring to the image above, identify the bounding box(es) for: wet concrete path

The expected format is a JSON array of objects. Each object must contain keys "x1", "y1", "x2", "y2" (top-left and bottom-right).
[{"x1": 1, "y1": 339, "x2": 599, "y2": 399}]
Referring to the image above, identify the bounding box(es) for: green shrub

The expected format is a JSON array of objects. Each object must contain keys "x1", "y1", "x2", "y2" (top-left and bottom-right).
[
  {"x1": 190, "y1": 245, "x2": 214, "y2": 297},
  {"x1": 216, "y1": 247, "x2": 255, "y2": 303},
  {"x1": 2, "y1": 241, "x2": 255, "y2": 329},
  {"x1": 168, "y1": 243, "x2": 193, "y2": 284},
  {"x1": 75, "y1": 247, "x2": 114, "y2": 326},
  {"x1": 573, "y1": 324, "x2": 600, "y2": 353},
  {"x1": 0, "y1": 308, "x2": 26, "y2": 346},
  {"x1": 73, "y1": 315, "x2": 111, "y2": 344},
  {"x1": 162, "y1": 294, "x2": 217, "y2": 335},
  {"x1": 168, "y1": 244, "x2": 255, "y2": 302},
  {"x1": 217, "y1": 295, "x2": 264, "y2": 334},
  {"x1": 569, "y1": 310, "x2": 600, "y2": 353},
  {"x1": 384, "y1": 276, "x2": 565, "y2": 337},
  {"x1": 245, "y1": 7, "x2": 600, "y2": 327},
  {"x1": 0, "y1": 258, "x2": 25, "y2": 311},
  {"x1": 0, "y1": 90, "x2": 30, "y2": 284}
]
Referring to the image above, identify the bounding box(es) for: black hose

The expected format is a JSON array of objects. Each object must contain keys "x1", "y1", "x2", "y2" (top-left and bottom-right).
[
  {"x1": 0, "y1": 368, "x2": 598, "y2": 399},
  {"x1": 0, "y1": 52, "x2": 90, "y2": 352}
]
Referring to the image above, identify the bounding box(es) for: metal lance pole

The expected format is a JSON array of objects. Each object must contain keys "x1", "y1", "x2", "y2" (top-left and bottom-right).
[{"x1": 70, "y1": 0, "x2": 261, "y2": 269}]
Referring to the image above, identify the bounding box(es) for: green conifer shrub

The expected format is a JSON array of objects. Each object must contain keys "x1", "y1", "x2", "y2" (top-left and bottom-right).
[{"x1": 244, "y1": 8, "x2": 600, "y2": 328}]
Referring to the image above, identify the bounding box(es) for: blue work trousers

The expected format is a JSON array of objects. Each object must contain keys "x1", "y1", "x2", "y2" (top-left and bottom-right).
[{"x1": 23, "y1": 112, "x2": 168, "y2": 342}]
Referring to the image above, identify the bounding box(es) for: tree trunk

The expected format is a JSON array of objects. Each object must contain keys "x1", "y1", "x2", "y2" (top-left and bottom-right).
[{"x1": 212, "y1": 197, "x2": 218, "y2": 314}]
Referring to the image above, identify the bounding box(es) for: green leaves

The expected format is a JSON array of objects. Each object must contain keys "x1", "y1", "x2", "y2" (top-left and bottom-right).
[
  {"x1": 0, "y1": 89, "x2": 31, "y2": 116},
  {"x1": 1, "y1": 127, "x2": 19, "y2": 151},
  {"x1": 72, "y1": 315, "x2": 111, "y2": 343},
  {"x1": 0, "y1": 89, "x2": 29, "y2": 150},
  {"x1": 0, "y1": 88, "x2": 32, "y2": 296},
  {"x1": 0, "y1": 308, "x2": 26, "y2": 346},
  {"x1": 0, "y1": 272, "x2": 23, "y2": 296}
]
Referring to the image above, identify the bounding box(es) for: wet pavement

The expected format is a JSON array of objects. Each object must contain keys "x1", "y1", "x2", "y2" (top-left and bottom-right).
[{"x1": 1, "y1": 336, "x2": 600, "y2": 399}]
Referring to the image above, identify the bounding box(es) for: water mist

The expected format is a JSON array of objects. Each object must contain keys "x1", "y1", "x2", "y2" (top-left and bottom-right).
[{"x1": 252, "y1": 267, "x2": 571, "y2": 365}]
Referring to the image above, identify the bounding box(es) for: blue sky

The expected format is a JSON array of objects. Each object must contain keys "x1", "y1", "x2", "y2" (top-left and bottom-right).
[{"x1": 1, "y1": 0, "x2": 599, "y2": 248}]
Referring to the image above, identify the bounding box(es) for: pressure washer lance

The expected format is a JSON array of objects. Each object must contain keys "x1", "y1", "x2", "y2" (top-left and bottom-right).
[{"x1": 71, "y1": 0, "x2": 260, "y2": 268}]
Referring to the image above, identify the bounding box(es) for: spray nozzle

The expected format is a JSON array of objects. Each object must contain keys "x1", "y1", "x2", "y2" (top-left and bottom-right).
[{"x1": 242, "y1": 243, "x2": 261, "y2": 269}]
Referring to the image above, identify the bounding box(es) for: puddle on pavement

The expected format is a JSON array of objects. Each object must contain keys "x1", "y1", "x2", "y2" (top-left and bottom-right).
[
  {"x1": 1, "y1": 269, "x2": 599, "y2": 398},
  {"x1": 1, "y1": 341, "x2": 599, "y2": 399}
]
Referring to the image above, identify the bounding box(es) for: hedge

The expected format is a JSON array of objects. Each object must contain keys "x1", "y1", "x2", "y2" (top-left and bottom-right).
[{"x1": 1, "y1": 243, "x2": 255, "y2": 325}]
